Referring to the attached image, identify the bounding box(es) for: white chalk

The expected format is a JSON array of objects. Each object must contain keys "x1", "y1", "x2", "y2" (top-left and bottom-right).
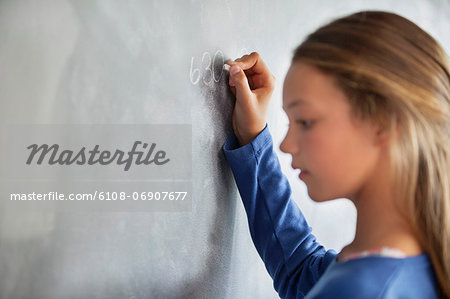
[{"x1": 223, "y1": 64, "x2": 231, "y2": 72}]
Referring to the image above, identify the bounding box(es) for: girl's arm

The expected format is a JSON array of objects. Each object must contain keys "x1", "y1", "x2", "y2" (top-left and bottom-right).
[{"x1": 223, "y1": 124, "x2": 337, "y2": 298}]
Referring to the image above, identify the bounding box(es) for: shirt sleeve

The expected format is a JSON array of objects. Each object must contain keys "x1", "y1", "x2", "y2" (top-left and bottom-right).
[{"x1": 222, "y1": 123, "x2": 338, "y2": 298}]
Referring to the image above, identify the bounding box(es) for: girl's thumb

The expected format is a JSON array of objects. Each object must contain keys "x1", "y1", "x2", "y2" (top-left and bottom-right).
[{"x1": 230, "y1": 65, "x2": 251, "y2": 99}]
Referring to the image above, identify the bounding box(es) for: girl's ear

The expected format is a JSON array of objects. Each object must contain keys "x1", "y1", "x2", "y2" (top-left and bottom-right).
[{"x1": 374, "y1": 122, "x2": 391, "y2": 148}]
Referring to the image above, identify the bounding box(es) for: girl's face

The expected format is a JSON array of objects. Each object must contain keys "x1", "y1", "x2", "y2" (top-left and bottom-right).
[{"x1": 280, "y1": 61, "x2": 382, "y2": 202}]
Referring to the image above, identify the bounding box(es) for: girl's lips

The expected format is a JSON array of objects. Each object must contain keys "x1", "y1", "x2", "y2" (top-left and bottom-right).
[{"x1": 299, "y1": 170, "x2": 309, "y2": 180}]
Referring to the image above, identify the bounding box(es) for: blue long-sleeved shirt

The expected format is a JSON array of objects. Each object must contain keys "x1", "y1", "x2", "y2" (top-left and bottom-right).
[{"x1": 222, "y1": 123, "x2": 438, "y2": 298}]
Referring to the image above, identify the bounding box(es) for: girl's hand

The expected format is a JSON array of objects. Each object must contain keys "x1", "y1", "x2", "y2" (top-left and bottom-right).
[{"x1": 226, "y1": 52, "x2": 276, "y2": 146}]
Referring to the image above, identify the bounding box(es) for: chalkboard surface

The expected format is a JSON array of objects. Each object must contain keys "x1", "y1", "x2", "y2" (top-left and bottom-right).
[{"x1": 0, "y1": 1, "x2": 449, "y2": 298}]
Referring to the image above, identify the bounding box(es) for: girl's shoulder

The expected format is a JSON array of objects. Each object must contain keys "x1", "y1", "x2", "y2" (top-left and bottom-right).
[{"x1": 304, "y1": 253, "x2": 438, "y2": 298}]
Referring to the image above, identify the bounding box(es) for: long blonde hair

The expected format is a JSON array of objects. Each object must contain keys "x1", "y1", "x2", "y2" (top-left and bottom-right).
[{"x1": 292, "y1": 11, "x2": 450, "y2": 297}]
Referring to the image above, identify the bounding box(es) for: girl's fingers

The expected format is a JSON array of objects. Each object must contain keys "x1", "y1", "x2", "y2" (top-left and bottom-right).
[
  {"x1": 229, "y1": 74, "x2": 235, "y2": 86},
  {"x1": 228, "y1": 52, "x2": 269, "y2": 75},
  {"x1": 227, "y1": 53, "x2": 274, "y2": 91}
]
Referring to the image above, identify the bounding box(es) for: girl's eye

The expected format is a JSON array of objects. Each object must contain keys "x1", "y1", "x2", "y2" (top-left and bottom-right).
[{"x1": 296, "y1": 119, "x2": 313, "y2": 129}]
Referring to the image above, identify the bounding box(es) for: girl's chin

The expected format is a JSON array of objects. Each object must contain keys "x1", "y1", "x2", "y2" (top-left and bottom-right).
[{"x1": 306, "y1": 190, "x2": 336, "y2": 203}]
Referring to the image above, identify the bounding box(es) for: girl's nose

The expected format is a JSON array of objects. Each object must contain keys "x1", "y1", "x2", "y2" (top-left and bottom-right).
[
  {"x1": 279, "y1": 137, "x2": 288, "y2": 154},
  {"x1": 279, "y1": 131, "x2": 299, "y2": 155}
]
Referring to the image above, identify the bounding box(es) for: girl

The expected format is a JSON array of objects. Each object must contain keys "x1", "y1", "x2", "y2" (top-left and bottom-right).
[{"x1": 222, "y1": 11, "x2": 449, "y2": 298}]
